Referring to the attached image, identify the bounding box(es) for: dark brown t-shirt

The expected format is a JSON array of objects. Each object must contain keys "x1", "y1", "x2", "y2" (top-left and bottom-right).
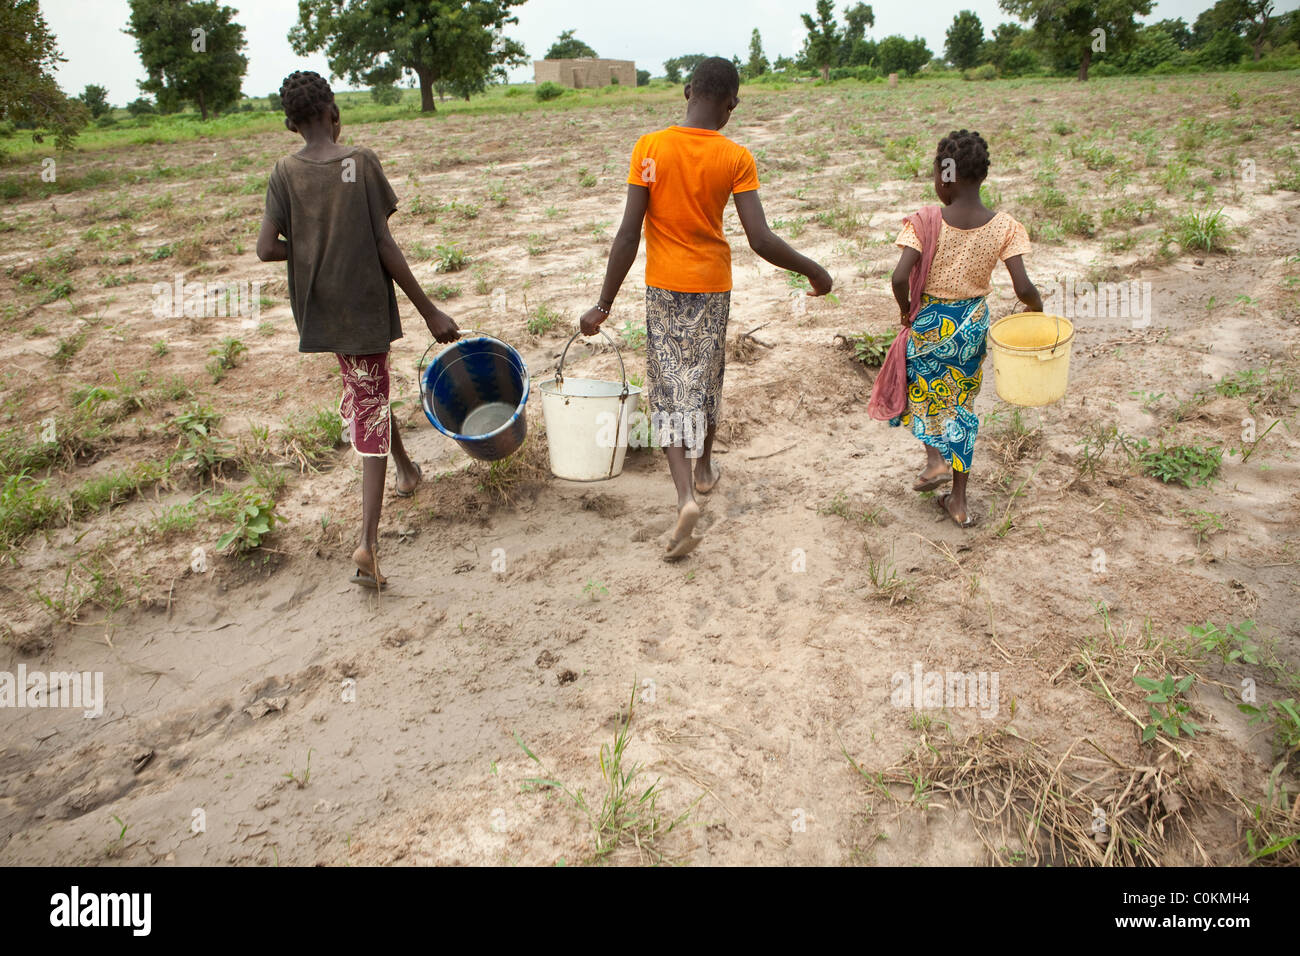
[{"x1": 265, "y1": 146, "x2": 402, "y2": 354}]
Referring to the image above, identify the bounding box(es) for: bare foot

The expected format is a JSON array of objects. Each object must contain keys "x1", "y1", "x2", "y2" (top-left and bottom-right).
[
  {"x1": 693, "y1": 461, "x2": 721, "y2": 495},
  {"x1": 665, "y1": 501, "x2": 701, "y2": 559},
  {"x1": 351, "y1": 545, "x2": 387, "y2": 588},
  {"x1": 937, "y1": 492, "x2": 975, "y2": 528},
  {"x1": 664, "y1": 535, "x2": 702, "y2": 561}
]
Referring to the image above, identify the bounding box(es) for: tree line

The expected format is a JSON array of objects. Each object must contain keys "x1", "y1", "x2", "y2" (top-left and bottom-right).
[
  {"x1": 1, "y1": 0, "x2": 1296, "y2": 151},
  {"x1": 714, "y1": 0, "x2": 1297, "y2": 85}
]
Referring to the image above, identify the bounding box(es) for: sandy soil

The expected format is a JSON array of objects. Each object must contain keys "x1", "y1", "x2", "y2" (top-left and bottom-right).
[{"x1": 1, "y1": 73, "x2": 1298, "y2": 866}]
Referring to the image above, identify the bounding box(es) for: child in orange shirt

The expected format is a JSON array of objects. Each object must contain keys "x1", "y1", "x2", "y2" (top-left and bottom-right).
[{"x1": 580, "y1": 57, "x2": 831, "y2": 559}]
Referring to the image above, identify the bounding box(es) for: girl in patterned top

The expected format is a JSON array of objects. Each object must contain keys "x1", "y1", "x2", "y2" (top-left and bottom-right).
[{"x1": 890, "y1": 130, "x2": 1043, "y2": 528}]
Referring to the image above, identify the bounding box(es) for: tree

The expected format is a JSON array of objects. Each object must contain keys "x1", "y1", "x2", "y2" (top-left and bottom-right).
[
  {"x1": 1190, "y1": 0, "x2": 1276, "y2": 61},
  {"x1": 544, "y1": 28, "x2": 596, "y2": 59},
  {"x1": 844, "y1": 2, "x2": 875, "y2": 39},
  {"x1": 1242, "y1": 1, "x2": 1275, "y2": 59},
  {"x1": 126, "y1": 96, "x2": 157, "y2": 116},
  {"x1": 78, "y1": 84, "x2": 111, "y2": 118},
  {"x1": 0, "y1": 0, "x2": 89, "y2": 148},
  {"x1": 980, "y1": 21, "x2": 1024, "y2": 68},
  {"x1": 876, "y1": 35, "x2": 931, "y2": 75},
  {"x1": 636, "y1": 69, "x2": 650, "y2": 86},
  {"x1": 663, "y1": 54, "x2": 710, "y2": 84},
  {"x1": 746, "y1": 28, "x2": 769, "y2": 77},
  {"x1": 945, "y1": 10, "x2": 984, "y2": 68},
  {"x1": 840, "y1": 3, "x2": 875, "y2": 65},
  {"x1": 291, "y1": 0, "x2": 527, "y2": 114},
  {"x1": 125, "y1": 0, "x2": 247, "y2": 120},
  {"x1": 371, "y1": 82, "x2": 402, "y2": 104},
  {"x1": 1153, "y1": 17, "x2": 1193, "y2": 49},
  {"x1": 800, "y1": 0, "x2": 841, "y2": 81},
  {"x1": 1113, "y1": 22, "x2": 1185, "y2": 72},
  {"x1": 999, "y1": 0, "x2": 1154, "y2": 81},
  {"x1": 1192, "y1": 0, "x2": 1248, "y2": 46},
  {"x1": 1195, "y1": 27, "x2": 1249, "y2": 67}
]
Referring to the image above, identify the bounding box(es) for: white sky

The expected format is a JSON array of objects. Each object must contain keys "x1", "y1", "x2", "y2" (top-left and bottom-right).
[{"x1": 43, "y1": 0, "x2": 1300, "y2": 106}]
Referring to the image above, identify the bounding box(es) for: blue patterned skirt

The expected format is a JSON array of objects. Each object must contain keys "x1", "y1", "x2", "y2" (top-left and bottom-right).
[{"x1": 889, "y1": 294, "x2": 989, "y2": 472}]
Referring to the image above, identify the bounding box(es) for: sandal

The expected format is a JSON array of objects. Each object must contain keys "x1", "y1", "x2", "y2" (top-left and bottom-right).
[
  {"x1": 349, "y1": 570, "x2": 386, "y2": 590},
  {"x1": 395, "y1": 462, "x2": 422, "y2": 498},
  {"x1": 912, "y1": 470, "x2": 952, "y2": 493}
]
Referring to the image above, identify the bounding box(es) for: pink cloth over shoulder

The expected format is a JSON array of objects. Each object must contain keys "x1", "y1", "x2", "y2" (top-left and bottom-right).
[
  {"x1": 903, "y1": 204, "x2": 944, "y2": 324},
  {"x1": 868, "y1": 205, "x2": 943, "y2": 421}
]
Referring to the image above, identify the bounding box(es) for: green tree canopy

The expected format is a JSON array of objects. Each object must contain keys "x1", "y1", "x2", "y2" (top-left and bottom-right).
[
  {"x1": 1195, "y1": 27, "x2": 1249, "y2": 66},
  {"x1": 839, "y1": 3, "x2": 876, "y2": 65},
  {"x1": 126, "y1": 0, "x2": 248, "y2": 120},
  {"x1": 999, "y1": 0, "x2": 1154, "y2": 81},
  {"x1": 663, "y1": 54, "x2": 710, "y2": 84},
  {"x1": 1192, "y1": 0, "x2": 1282, "y2": 60},
  {"x1": 0, "y1": 0, "x2": 89, "y2": 148},
  {"x1": 78, "y1": 84, "x2": 111, "y2": 118},
  {"x1": 945, "y1": 10, "x2": 985, "y2": 68},
  {"x1": 290, "y1": 0, "x2": 527, "y2": 113},
  {"x1": 545, "y1": 29, "x2": 596, "y2": 59},
  {"x1": 1153, "y1": 17, "x2": 1193, "y2": 49},
  {"x1": 800, "y1": 0, "x2": 840, "y2": 80},
  {"x1": 876, "y1": 34, "x2": 931, "y2": 75},
  {"x1": 746, "y1": 28, "x2": 769, "y2": 77}
]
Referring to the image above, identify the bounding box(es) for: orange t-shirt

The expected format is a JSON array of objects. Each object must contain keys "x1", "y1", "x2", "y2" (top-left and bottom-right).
[{"x1": 626, "y1": 126, "x2": 760, "y2": 293}]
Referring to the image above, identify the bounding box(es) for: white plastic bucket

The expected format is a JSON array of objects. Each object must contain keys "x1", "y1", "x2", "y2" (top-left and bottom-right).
[{"x1": 539, "y1": 330, "x2": 642, "y2": 481}]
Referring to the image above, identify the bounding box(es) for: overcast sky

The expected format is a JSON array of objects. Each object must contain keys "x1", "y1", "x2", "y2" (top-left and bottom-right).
[{"x1": 43, "y1": 0, "x2": 1300, "y2": 106}]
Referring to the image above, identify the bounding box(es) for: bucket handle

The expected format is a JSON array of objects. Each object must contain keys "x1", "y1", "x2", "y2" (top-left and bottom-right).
[
  {"x1": 417, "y1": 330, "x2": 501, "y2": 402},
  {"x1": 555, "y1": 326, "x2": 632, "y2": 479},
  {"x1": 1039, "y1": 313, "x2": 1064, "y2": 361},
  {"x1": 555, "y1": 327, "x2": 629, "y2": 401}
]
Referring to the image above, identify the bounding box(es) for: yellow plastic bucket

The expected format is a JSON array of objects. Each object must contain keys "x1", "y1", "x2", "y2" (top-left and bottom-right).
[{"x1": 987, "y1": 312, "x2": 1074, "y2": 407}]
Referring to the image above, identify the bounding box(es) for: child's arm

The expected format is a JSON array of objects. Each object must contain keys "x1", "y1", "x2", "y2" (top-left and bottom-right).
[
  {"x1": 580, "y1": 185, "x2": 648, "y2": 336},
  {"x1": 373, "y1": 220, "x2": 460, "y2": 343},
  {"x1": 256, "y1": 212, "x2": 287, "y2": 262},
  {"x1": 733, "y1": 191, "x2": 832, "y2": 295},
  {"x1": 891, "y1": 248, "x2": 920, "y2": 325},
  {"x1": 1004, "y1": 256, "x2": 1044, "y2": 313}
]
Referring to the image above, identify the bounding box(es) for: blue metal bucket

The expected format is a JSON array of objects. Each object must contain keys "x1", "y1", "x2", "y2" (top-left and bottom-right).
[{"x1": 420, "y1": 333, "x2": 530, "y2": 462}]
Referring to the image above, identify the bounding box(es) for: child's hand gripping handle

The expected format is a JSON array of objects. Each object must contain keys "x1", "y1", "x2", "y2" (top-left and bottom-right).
[{"x1": 555, "y1": 327, "x2": 629, "y2": 401}]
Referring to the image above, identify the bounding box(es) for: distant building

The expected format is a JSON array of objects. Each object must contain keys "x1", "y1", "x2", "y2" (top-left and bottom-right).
[{"x1": 534, "y1": 58, "x2": 636, "y2": 89}]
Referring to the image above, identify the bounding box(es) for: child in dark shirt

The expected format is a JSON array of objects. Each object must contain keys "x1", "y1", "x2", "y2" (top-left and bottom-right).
[{"x1": 257, "y1": 71, "x2": 459, "y2": 589}]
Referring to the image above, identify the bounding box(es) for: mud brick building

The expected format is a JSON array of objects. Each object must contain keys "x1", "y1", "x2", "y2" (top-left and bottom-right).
[{"x1": 533, "y1": 58, "x2": 637, "y2": 88}]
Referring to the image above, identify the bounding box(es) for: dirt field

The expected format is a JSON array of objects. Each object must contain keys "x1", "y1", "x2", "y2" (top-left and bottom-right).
[{"x1": 2, "y1": 72, "x2": 1298, "y2": 866}]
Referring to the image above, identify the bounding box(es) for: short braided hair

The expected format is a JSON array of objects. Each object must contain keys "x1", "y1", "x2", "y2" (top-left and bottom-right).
[
  {"x1": 279, "y1": 71, "x2": 334, "y2": 127},
  {"x1": 935, "y1": 129, "x2": 990, "y2": 182}
]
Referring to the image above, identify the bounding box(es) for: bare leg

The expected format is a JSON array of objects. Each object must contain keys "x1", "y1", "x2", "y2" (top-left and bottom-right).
[
  {"x1": 664, "y1": 445, "x2": 700, "y2": 554},
  {"x1": 388, "y1": 411, "x2": 421, "y2": 495},
  {"x1": 352, "y1": 456, "x2": 387, "y2": 585},
  {"x1": 943, "y1": 470, "x2": 970, "y2": 525},
  {"x1": 692, "y1": 420, "x2": 721, "y2": 494}
]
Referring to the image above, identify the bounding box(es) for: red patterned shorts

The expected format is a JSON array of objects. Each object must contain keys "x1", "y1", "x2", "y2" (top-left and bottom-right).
[{"x1": 337, "y1": 353, "x2": 391, "y2": 457}]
